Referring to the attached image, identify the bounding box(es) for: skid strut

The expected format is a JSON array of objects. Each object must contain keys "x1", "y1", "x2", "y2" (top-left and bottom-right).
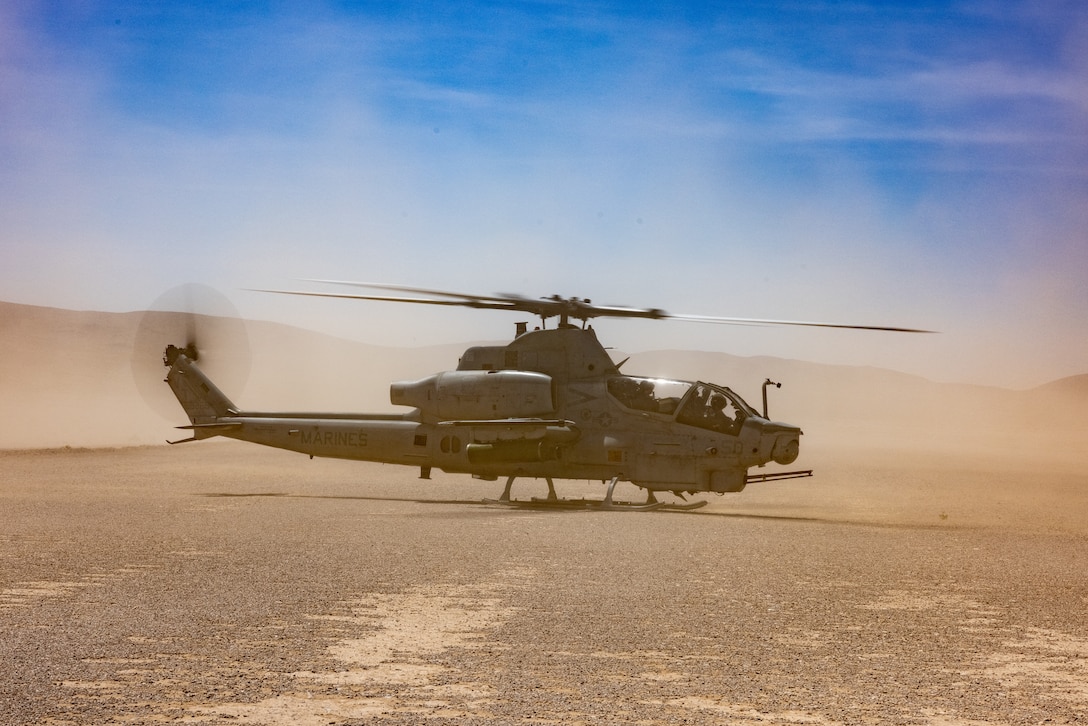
[
  {"x1": 602, "y1": 475, "x2": 620, "y2": 507},
  {"x1": 489, "y1": 475, "x2": 707, "y2": 511},
  {"x1": 500, "y1": 476, "x2": 557, "y2": 502}
]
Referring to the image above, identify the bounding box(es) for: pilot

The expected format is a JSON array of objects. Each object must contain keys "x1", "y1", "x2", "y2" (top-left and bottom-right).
[
  {"x1": 633, "y1": 379, "x2": 658, "y2": 411},
  {"x1": 705, "y1": 393, "x2": 734, "y2": 433}
]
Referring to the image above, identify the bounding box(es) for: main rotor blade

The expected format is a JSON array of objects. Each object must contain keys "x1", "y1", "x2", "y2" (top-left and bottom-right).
[
  {"x1": 304, "y1": 281, "x2": 668, "y2": 321},
  {"x1": 254, "y1": 280, "x2": 936, "y2": 332},
  {"x1": 302, "y1": 280, "x2": 517, "y2": 305},
  {"x1": 495, "y1": 292, "x2": 668, "y2": 321},
  {"x1": 667, "y1": 313, "x2": 936, "y2": 333},
  {"x1": 248, "y1": 288, "x2": 522, "y2": 312}
]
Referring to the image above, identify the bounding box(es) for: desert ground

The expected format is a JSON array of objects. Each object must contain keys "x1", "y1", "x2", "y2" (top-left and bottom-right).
[
  {"x1": 2, "y1": 440, "x2": 1087, "y2": 725},
  {"x1": 2, "y1": 301, "x2": 1087, "y2": 724}
]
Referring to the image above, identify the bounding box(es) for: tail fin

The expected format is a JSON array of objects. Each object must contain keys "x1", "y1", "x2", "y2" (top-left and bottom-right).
[{"x1": 163, "y1": 345, "x2": 238, "y2": 425}]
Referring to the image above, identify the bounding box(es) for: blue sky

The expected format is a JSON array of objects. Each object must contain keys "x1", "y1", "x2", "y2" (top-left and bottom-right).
[{"x1": 2, "y1": 0, "x2": 1086, "y2": 387}]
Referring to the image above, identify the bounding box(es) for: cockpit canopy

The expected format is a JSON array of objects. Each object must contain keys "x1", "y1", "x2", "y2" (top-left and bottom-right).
[{"x1": 606, "y1": 376, "x2": 759, "y2": 435}]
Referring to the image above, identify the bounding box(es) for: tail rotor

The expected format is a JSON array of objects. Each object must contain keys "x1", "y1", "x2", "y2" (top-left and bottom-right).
[{"x1": 130, "y1": 284, "x2": 251, "y2": 421}]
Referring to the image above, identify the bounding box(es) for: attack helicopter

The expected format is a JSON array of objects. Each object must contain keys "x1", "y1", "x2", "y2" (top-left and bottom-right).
[{"x1": 158, "y1": 281, "x2": 931, "y2": 510}]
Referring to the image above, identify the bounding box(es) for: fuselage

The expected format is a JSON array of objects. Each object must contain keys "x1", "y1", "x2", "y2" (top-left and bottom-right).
[{"x1": 165, "y1": 327, "x2": 803, "y2": 494}]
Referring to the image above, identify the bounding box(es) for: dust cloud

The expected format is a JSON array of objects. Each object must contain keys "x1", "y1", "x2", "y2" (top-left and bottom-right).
[
  {"x1": 0, "y1": 301, "x2": 463, "y2": 449},
  {"x1": 1, "y1": 300, "x2": 1085, "y2": 475}
]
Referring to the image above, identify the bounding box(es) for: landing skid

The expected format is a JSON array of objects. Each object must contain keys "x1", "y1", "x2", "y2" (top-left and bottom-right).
[
  {"x1": 486, "y1": 475, "x2": 708, "y2": 512},
  {"x1": 483, "y1": 497, "x2": 708, "y2": 512}
]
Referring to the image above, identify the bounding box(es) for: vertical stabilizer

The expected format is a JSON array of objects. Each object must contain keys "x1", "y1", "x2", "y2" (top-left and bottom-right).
[{"x1": 164, "y1": 348, "x2": 237, "y2": 425}]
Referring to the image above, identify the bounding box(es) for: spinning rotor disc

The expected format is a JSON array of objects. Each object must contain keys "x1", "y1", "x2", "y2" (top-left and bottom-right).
[
  {"x1": 254, "y1": 279, "x2": 935, "y2": 333},
  {"x1": 131, "y1": 284, "x2": 250, "y2": 421}
]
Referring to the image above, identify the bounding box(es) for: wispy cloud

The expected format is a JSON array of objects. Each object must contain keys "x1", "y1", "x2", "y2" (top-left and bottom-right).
[{"x1": 0, "y1": 0, "x2": 1085, "y2": 386}]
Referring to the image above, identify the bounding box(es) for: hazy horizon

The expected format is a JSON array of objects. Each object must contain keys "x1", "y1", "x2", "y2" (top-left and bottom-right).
[
  {"x1": 2, "y1": 292, "x2": 1086, "y2": 391},
  {"x1": 2, "y1": 298, "x2": 1085, "y2": 455}
]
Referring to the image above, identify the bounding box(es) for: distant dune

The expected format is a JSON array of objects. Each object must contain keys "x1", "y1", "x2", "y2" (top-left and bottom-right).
[
  {"x1": 2, "y1": 301, "x2": 1084, "y2": 466},
  {"x1": 1033, "y1": 373, "x2": 1088, "y2": 399}
]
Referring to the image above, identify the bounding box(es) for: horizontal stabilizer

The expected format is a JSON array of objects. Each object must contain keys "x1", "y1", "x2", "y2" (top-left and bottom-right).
[
  {"x1": 175, "y1": 422, "x2": 243, "y2": 431},
  {"x1": 167, "y1": 421, "x2": 242, "y2": 445}
]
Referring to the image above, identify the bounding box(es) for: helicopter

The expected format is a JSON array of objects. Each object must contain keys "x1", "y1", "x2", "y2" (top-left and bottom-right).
[{"x1": 158, "y1": 281, "x2": 931, "y2": 510}]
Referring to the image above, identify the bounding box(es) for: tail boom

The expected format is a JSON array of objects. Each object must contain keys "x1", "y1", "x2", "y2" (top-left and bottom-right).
[{"x1": 163, "y1": 348, "x2": 427, "y2": 463}]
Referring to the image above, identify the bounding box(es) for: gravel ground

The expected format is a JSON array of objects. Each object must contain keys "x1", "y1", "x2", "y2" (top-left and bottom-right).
[{"x1": 1, "y1": 442, "x2": 1086, "y2": 725}]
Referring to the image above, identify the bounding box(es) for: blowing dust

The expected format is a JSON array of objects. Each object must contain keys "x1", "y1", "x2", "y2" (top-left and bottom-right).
[{"x1": 1, "y1": 301, "x2": 1084, "y2": 479}]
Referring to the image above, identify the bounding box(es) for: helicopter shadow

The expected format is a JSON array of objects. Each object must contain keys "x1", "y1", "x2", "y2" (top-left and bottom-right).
[{"x1": 194, "y1": 492, "x2": 951, "y2": 530}]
